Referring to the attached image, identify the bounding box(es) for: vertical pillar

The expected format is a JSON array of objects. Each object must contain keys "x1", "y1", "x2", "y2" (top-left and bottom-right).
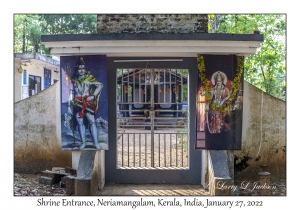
[
  {"x1": 98, "y1": 150, "x2": 105, "y2": 189},
  {"x1": 201, "y1": 150, "x2": 208, "y2": 189}
]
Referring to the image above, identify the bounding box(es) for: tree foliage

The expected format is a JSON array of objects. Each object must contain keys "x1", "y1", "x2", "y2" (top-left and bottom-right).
[
  {"x1": 14, "y1": 15, "x2": 43, "y2": 53},
  {"x1": 212, "y1": 14, "x2": 286, "y2": 101},
  {"x1": 40, "y1": 14, "x2": 97, "y2": 34},
  {"x1": 14, "y1": 14, "x2": 97, "y2": 55}
]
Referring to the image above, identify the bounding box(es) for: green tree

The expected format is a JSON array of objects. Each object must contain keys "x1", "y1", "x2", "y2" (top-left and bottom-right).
[
  {"x1": 40, "y1": 14, "x2": 97, "y2": 34},
  {"x1": 14, "y1": 14, "x2": 43, "y2": 53},
  {"x1": 213, "y1": 14, "x2": 286, "y2": 101},
  {"x1": 14, "y1": 14, "x2": 97, "y2": 54}
]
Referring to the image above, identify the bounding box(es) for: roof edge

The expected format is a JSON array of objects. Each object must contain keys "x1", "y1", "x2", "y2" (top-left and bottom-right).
[
  {"x1": 41, "y1": 33, "x2": 264, "y2": 42},
  {"x1": 14, "y1": 53, "x2": 60, "y2": 66}
]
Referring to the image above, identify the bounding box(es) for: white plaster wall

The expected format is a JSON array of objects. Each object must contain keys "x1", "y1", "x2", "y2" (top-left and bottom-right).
[
  {"x1": 234, "y1": 81, "x2": 286, "y2": 180},
  {"x1": 14, "y1": 82, "x2": 71, "y2": 173},
  {"x1": 52, "y1": 72, "x2": 60, "y2": 82}
]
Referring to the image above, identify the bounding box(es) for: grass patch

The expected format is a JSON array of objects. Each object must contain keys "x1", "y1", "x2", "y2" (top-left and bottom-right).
[{"x1": 18, "y1": 178, "x2": 27, "y2": 184}]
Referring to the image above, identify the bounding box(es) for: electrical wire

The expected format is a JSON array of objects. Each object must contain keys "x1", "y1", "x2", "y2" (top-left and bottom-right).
[{"x1": 256, "y1": 90, "x2": 263, "y2": 156}]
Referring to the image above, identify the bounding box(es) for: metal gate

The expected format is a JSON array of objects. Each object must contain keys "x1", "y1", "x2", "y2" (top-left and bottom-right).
[
  {"x1": 117, "y1": 68, "x2": 189, "y2": 169},
  {"x1": 105, "y1": 57, "x2": 201, "y2": 184}
]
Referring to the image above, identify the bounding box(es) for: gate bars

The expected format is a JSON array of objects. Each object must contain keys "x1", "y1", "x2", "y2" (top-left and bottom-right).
[{"x1": 117, "y1": 68, "x2": 189, "y2": 169}]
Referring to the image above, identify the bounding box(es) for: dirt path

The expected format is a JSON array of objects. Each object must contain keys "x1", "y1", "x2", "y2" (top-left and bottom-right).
[{"x1": 117, "y1": 128, "x2": 188, "y2": 168}]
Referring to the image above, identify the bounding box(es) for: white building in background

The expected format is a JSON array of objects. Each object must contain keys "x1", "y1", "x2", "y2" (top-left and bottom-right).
[{"x1": 14, "y1": 53, "x2": 60, "y2": 102}]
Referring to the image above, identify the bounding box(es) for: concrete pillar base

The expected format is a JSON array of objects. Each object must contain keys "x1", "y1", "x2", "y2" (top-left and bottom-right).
[
  {"x1": 72, "y1": 150, "x2": 105, "y2": 194},
  {"x1": 74, "y1": 150, "x2": 99, "y2": 196},
  {"x1": 207, "y1": 150, "x2": 233, "y2": 196}
]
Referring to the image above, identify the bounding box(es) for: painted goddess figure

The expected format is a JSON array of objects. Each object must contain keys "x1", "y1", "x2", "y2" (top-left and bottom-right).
[
  {"x1": 68, "y1": 57, "x2": 103, "y2": 149},
  {"x1": 206, "y1": 71, "x2": 231, "y2": 133}
]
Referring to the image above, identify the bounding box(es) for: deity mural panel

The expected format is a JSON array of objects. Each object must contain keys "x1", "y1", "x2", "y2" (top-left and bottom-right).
[
  {"x1": 60, "y1": 55, "x2": 108, "y2": 150},
  {"x1": 196, "y1": 54, "x2": 243, "y2": 150}
]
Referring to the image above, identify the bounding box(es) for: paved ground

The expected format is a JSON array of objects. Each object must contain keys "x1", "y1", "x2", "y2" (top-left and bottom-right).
[{"x1": 97, "y1": 184, "x2": 210, "y2": 196}]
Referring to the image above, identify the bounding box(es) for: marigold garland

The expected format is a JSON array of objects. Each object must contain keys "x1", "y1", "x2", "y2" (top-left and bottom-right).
[{"x1": 197, "y1": 54, "x2": 244, "y2": 112}]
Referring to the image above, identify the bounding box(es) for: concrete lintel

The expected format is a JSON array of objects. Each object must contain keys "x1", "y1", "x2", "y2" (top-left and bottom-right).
[{"x1": 48, "y1": 45, "x2": 259, "y2": 57}]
